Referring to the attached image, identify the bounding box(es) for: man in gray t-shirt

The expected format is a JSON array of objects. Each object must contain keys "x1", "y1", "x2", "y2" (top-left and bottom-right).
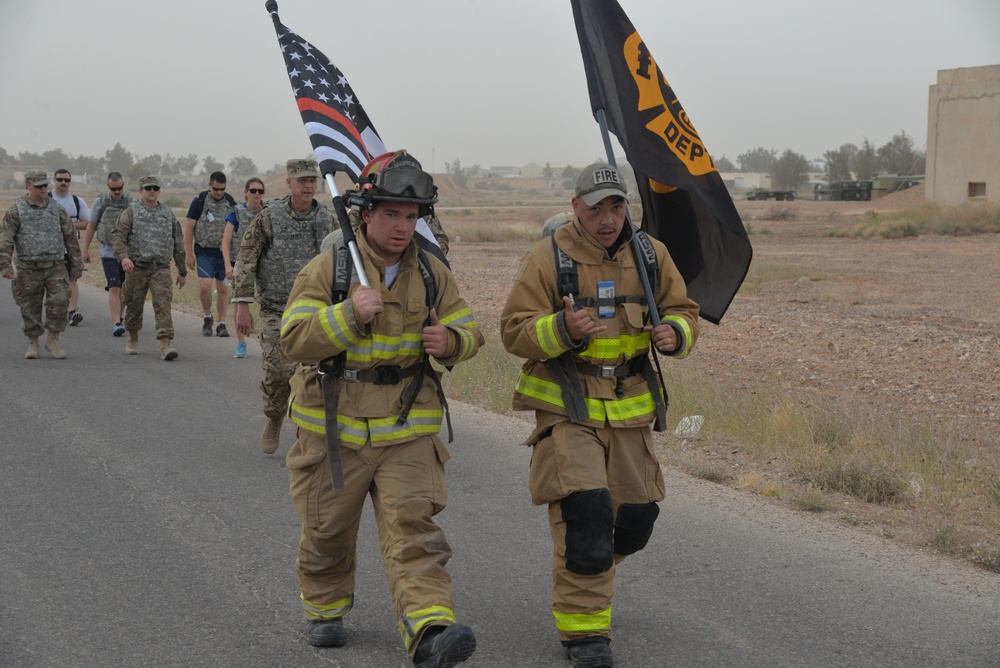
[{"x1": 83, "y1": 172, "x2": 132, "y2": 336}]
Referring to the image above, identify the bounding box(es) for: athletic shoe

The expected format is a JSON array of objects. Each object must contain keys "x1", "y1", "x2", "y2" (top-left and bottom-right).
[
  {"x1": 216, "y1": 322, "x2": 230, "y2": 337},
  {"x1": 68, "y1": 309, "x2": 83, "y2": 326},
  {"x1": 234, "y1": 341, "x2": 247, "y2": 358},
  {"x1": 202, "y1": 315, "x2": 214, "y2": 336},
  {"x1": 112, "y1": 322, "x2": 126, "y2": 337}
]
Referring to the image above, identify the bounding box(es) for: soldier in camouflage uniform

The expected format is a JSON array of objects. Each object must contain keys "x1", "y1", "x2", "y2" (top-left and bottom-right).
[
  {"x1": 113, "y1": 176, "x2": 188, "y2": 361},
  {"x1": 1, "y1": 170, "x2": 84, "y2": 360},
  {"x1": 233, "y1": 159, "x2": 334, "y2": 454}
]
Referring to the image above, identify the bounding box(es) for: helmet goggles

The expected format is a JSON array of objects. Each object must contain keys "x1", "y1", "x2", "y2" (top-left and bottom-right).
[{"x1": 370, "y1": 166, "x2": 436, "y2": 202}]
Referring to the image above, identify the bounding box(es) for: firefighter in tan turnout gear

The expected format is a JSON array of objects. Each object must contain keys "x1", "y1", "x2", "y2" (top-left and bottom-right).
[
  {"x1": 501, "y1": 162, "x2": 700, "y2": 668},
  {"x1": 279, "y1": 152, "x2": 483, "y2": 667}
]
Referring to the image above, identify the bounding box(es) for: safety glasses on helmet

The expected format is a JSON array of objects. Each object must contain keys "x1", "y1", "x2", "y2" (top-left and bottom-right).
[{"x1": 371, "y1": 167, "x2": 435, "y2": 200}]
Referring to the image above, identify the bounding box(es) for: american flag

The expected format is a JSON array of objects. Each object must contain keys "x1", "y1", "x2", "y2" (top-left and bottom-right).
[{"x1": 268, "y1": 8, "x2": 387, "y2": 181}]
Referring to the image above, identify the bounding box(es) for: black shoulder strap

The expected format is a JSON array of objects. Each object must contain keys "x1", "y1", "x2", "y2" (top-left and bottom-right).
[
  {"x1": 551, "y1": 234, "x2": 578, "y2": 301},
  {"x1": 633, "y1": 229, "x2": 659, "y2": 294}
]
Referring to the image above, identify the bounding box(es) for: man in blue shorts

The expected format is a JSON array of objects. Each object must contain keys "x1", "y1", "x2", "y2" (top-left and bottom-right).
[
  {"x1": 83, "y1": 172, "x2": 132, "y2": 336},
  {"x1": 184, "y1": 171, "x2": 236, "y2": 337}
]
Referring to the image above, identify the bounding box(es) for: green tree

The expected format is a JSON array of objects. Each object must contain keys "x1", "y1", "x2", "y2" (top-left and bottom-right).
[
  {"x1": 175, "y1": 153, "x2": 199, "y2": 175},
  {"x1": 769, "y1": 149, "x2": 810, "y2": 191},
  {"x1": 714, "y1": 154, "x2": 737, "y2": 172},
  {"x1": 823, "y1": 144, "x2": 857, "y2": 182},
  {"x1": 105, "y1": 143, "x2": 134, "y2": 174},
  {"x1": 0, "y1": 146, "x2": 11, "y2": 164},
  {"x1": 18, "y1": 151, "x2": 45, "y2": 167},
  {"x1": 877, "y1": 131, "x2": 925, "y2": 175},
  {"x1": 203, "y1": 155, "x2": 225, "y2": 174},
  {"x1": 562, "y1": 164, "x2": 579, "y2": 179},
  {"x1": 42, "y1": 148, "x2": 72, "y2": 172},
  {"x1": 70, "y1": 154, "x2": 104, "y2": 177},
  {"x1": 229, "y1": 155, "x2": 259, "y2": 176},
  {"x1": 736, "y1": 147, "x2": 776, "y2": 173},
  {"x1": 543, "y1": 162, "x2": 553, "y2": 179},
  {"x1": 852, "y1": 139, "x2": 878, "y2": 180},
  {"x1": 447, "y1": 158, "x2": 467, "y2": 188}
]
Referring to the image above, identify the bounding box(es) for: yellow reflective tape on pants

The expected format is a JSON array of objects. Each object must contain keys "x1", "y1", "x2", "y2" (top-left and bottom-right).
[
  {"x1": 399, "y1": 606, "x2": 457, "y2": 648},
  {"x1": 552, "y1": 606, "x2": 612, "y2": 633},
  {"x1": 301, "y1": 593, "x2": 354, "y2": 619}
]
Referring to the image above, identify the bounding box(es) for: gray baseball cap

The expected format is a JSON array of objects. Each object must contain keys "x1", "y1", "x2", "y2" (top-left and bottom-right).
[{"x1": 575, "y1": 162, "x2": 627, "y2": 206}]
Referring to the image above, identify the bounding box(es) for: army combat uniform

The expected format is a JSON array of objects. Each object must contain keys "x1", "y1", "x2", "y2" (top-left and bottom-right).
[
  {"x1": 279, "y1": 229, "x2": 483, "y2": 660},
  {"x1": 501, "y1": 215, "x2": 699, "y2": 646},
  {"x1": 113, "y1": 200, "x2": 187, "y2": 342},
  {"x1": 231, "y1": 195, "x2": 333, "y2": 420},
  {"x1": 1, "y1": 194, "x2": 83, "y2": 340}
]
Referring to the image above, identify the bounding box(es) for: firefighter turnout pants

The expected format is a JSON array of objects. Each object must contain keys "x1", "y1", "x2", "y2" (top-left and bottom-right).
[
  {"x1": 287, "y1": 429, "x2": 458, "y2": 657},
  {"x1": 529, "y1": 419, "x2": 666, "y2": 642}
]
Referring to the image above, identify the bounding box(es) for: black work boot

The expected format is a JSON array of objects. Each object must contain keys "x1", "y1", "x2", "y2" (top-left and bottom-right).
[
  {"x1": 413, "y1": 623, "x2": 477, "y2": 668},
  {"x1": 565, "y1": 637, "x2": 613, "y2": 668},
  {"x1": 307, "y1": 618, "x2": 346, "y2": 647}
]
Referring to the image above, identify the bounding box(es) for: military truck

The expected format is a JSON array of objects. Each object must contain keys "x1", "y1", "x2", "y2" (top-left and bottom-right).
[
  {"x1": 813, "y1": 181, "x2": 872, "y2": 201},
  {"x1": 745, "y1": 188, "x2": 796, "y2": 201}
]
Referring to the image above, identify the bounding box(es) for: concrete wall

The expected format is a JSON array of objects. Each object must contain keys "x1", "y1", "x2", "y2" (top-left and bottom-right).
[{"x1": 927, "y1": 64, "x2": 1000, "y2": 205}]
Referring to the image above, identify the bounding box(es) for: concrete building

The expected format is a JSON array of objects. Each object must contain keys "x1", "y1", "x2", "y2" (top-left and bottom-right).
[{"x1": 926, "y1": 64, "x2": 1000, "y2": 205}]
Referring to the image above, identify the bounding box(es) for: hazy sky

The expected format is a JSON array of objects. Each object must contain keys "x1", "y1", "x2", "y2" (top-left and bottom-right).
[{"x1": 2, "y1": 0, "x2": 998, "y2": 175}]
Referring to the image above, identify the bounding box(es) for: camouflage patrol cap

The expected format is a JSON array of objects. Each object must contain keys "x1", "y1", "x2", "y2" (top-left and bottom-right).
[
  {"x1": 139, "y1": 175, "x2": 161, "y2": 187},
  {"x1": 287, "y1": 159, "x2": 321, "y2": 179},
  {"x1": 25, "y1": 170, "x2": 48, "y2": 186}
]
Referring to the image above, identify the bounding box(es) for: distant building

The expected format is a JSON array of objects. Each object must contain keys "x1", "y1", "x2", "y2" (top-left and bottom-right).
[{"x1": 926, "y1": 64, "x2": 1000, "y2": 205}]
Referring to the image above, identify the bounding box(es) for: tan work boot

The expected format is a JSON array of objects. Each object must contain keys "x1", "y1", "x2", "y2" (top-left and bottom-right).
[
  {"x1": 25, "y1": 337, "x2": 39, "y2": 359},
  {"x1": 159, "y1": 337, "x2": 178, "y2": 361},
  {"x1": 125, "y1": 331, "x2": 139, "y2": 355},
  {"x1": 44, "y1": 332, "x2": 66, "y2": 360},
  {"x1": 261, "y1": 415, "x2": 283, "y2": 454}
]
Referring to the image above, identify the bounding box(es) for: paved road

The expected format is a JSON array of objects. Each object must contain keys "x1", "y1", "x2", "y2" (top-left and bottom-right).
[{"x1": 1, "y1": 282, "x2": 998, "y2": 667}]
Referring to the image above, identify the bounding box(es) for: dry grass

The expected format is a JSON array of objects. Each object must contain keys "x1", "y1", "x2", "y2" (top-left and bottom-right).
[
  {"x1": 652, "y1": 358, "x2": 1000, "y2": 572},
  {"x1": 833, "y1": 202, "x2": 1000, "y2": 239}
]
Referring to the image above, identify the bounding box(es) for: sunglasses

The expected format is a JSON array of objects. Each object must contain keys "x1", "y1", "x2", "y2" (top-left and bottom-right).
[
  {"x1": 31, "y1": 183, "x2": 49, "y2": 189},
  {"x1": 109, "y1": 186, "x2": 124, "y2": 192},
  {"x1": 211, "y1": 186, "x2": 226, "y2": 193},
  {"x1": 55, "y1": 177, "x2": 71, "y2": 183},
  {"x1": 143, "y1": 185, "x2": 161, "y2": 192},
  {"x1": 247, "y1": 188, "x2": 265, "y2": 195}
]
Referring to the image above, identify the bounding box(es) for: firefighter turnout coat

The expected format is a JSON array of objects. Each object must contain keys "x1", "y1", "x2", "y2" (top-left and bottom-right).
[
  {"x1": 501, "y1": 217, "x2": 699, "y2": 438},
  {"x1": 280, "y1": 231, "x2": 483, "y2": 448}
]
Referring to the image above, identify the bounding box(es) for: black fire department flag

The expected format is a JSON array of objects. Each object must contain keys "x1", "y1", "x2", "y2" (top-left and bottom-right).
[
  {"x1": 571, "y1": 0, "x2": 752, "y2": 324},
  {"x1": 267, "y1": 5, "x2": 387, "y2": 181}
]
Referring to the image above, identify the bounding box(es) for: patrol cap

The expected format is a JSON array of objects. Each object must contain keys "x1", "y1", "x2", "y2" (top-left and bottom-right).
[
  {"x1": 138, "y1": 175, "x2": 161, "y2": 187},
  {"x1": 287, "y1": 159, "x2": 321, "y2": 179},
  {"x1": 25, "y1": 170, "x2": 48, "y2": 186},
  {"x1": 575, "y1": 162, "x2": 627, "y2": 206}
]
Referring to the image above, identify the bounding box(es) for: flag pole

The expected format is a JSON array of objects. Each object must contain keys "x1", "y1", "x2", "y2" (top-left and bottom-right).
[
  {"x1": 264, "y1": 0, "x2": 369, "y2": 288},
  {"x1": 324, "y1": 172, "x2": 370, "y2": 288},
  {"x1": 595, "y1": 108, "x2": 660, "y2": 327}
]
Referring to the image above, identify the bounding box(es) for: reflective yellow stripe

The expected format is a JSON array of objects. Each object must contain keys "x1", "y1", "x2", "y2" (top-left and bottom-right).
[
  {"x1": 663, "y1": 314, "x2": 694, "y2": 359},
  {"x1": 280, "y1": 298, "x2": 326, "y2": 335},
  {"x1": 439, "y1": 306, "x2": 477, "y2": 329},
  {"x1": 535, "y1": 313, "x2": 564, "y2": 358},
  {"x1": 552, "y1": 606, "x2": 612, "y2": 633},
  {"x1": 452, "y1": 327, "x2": 478, "y2": 362},
  {"x1": 289, "y1": 402, "x2": 443, "y2": 443},
  {"x1": 346, "y1": 332, "x2": 423, "y2": 363},
  {"x1": 399, "y1": 606, "x2": 457, "y2": 649},
  {"x1": 583, "y1": 332, "x2": 650, "y2": 360},
  {"x1": 321, "y1": 302, "x2": 361, "y2": 350},
  {"x1": 515, "y1": 372, "x2": 659, "y2": 423},
  {"x1": 301, "y1": 593, "x2": 354, "y2": 619}
]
